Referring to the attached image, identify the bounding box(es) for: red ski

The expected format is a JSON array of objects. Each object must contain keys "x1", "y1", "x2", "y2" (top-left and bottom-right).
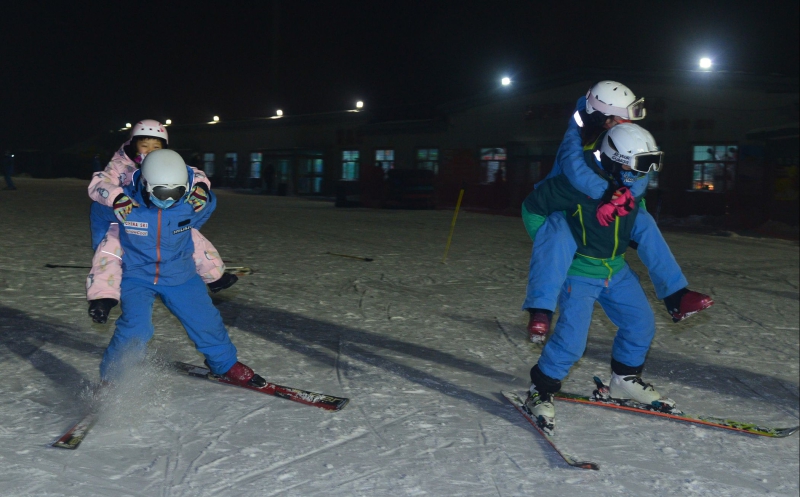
[{"x1": 173, "y1": 362, "x2": 349, "y2": 411}]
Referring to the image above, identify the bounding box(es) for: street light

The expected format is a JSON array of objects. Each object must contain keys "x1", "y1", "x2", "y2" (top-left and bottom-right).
[
  {"x1": 356, "y1": 101, "x2": 364, "y2": 109},
  {"x1": 276, "y1": 109, "x2": 283, "y2": 116},
  {"x1": 165, "y1": 119, "x2": 172, "y2": 125},
  {"x1": 501, "y1": 77, "x2": 511, "y2": 86},
  {"x1": 125, "y1": 122, "x2": 132, "y2": 128},
  {"x1": 213, "y1": 115, "x2": 220, "y2": 122},
  {"x1": 699, "y1": 57, "x2": 712, "y2": 70}
]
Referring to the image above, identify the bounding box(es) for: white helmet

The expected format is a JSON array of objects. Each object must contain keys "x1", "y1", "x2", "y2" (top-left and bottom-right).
[
  {"x1": 131, "y1": 119, "x2": 169, "y2": 144},
  {"x1": 600, "y1": 123, "x2": 663, "y2": 173},
  {"x1": 140, "y1": 149, "x2": 189, "y2": 201},
  {"x1": 586, "y1": 81, "x2": 646, "y2": 120}
]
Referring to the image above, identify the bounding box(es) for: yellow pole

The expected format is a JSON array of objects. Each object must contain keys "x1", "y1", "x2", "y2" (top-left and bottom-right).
[{"x1": 442, "y1": 189, "x2": 465, "y2": 264}]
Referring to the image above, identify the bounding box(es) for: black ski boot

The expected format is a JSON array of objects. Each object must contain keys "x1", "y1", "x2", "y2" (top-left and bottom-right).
[
  {"x1": 207, "y1": 272, "x2": 238, "y2": 293},
  {"x1": 88, "y1": 298, "x2": 119, "y2": 324}
]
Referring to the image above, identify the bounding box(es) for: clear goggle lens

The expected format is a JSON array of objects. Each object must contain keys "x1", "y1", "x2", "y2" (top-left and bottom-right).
[
  {"x1": 627, "y1": 98, "x2": 646, "y2": 120},
  {"x1": 631, "y1": 151, "x2": 663, "y2": 173}
]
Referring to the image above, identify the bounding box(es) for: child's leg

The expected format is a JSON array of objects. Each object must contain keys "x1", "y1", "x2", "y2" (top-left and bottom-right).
[
  {"x1": 159, "y1": 274, "x2": 239, "y2": 375},
  {"x1": 630, "y1": 210, "x2": 688, "y2": 300},
  {"x1": 522, "y1": 211, "x2": 578, "y2": 312},
  {"x1": 597, "y1": 266, "x2": 657, "y2": 372},
  {"x1": 536, "y1": 276, "x2": 603, "y2": 381},
  {"x1": 99, "y1": 278, "x2": 157, "y2": 381},
  {"x1": 86, "y1": 224, "x2": 123, "y2": 301},
  {"x1": 190, "y1": 229, "x2": 226, "y2": 284}
]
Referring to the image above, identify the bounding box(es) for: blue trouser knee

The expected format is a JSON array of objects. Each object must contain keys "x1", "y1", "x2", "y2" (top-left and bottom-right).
[
  {"x1": 631, "y1": 210, "x2": 687, "y2": 299},
  {"x1": 537, "y1": 266, "x2": 656, "y2": 381},
  {"x1": 100, "y1": 275, "x2": 238, "y2": 381},
  {"x1": 522, "y1": 211, "x2": 576, "y2": 312}
]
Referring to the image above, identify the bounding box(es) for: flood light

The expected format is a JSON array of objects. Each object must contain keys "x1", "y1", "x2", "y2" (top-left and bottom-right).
[{"x1": 699, "y1": 58, "x2": 712, "y2": 70}]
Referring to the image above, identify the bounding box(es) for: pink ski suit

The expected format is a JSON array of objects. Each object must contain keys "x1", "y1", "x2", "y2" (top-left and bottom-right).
[{"x1": 86, "y1": 141, "x2": 226, "y2": 301}]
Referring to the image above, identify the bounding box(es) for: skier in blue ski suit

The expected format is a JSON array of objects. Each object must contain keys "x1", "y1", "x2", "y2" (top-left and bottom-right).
[
  {"x1": 521, "y1": 124, "x2": 679, "y2": 433},
  {"x1": 91, "y1": 149, "x2": 264, "y2": 387},
  {"x1": 522, "y1": 85, "x2": 712, "y2": 341}
]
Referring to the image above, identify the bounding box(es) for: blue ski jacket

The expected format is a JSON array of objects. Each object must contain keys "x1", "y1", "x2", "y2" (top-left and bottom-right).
[
  {"x1": 90, "y1": 166, "x2": 216, "y2": 286},
  {"x1": 539, "y1": 96, "x2": 648, "y2": 199}
]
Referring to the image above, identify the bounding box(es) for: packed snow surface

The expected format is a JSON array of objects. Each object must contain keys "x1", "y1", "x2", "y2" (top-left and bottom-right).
[{"x1": 0, "y1": 178, "x2": 798, "y2": 496}]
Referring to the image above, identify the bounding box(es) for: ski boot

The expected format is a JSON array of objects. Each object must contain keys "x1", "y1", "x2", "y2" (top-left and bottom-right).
[
  {"x1": 222, "y1": 361, "x2": 267, "y2": 388},
  {"x1": 526, "y1": 309, "x2": 552, "y2": 343},
  {"x1": 608, "y1": 373, "x2": 678, "y2": 413},
  {"x1": 524, "y1": 385, "x2": 555, "y2": 434},
  {"x1": 664, "y1": 288, "x2": 714, "y2": 323},
  {"x1": 88, "y1": 298, "x2": 119, "y2": 324},
  {"x1": 207, "y1": 272, "x2": 239, "y2": 293}
]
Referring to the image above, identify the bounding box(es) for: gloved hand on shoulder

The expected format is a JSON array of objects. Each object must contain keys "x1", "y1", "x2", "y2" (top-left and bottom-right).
[
  {"x1": 186, "y1": 183, "x2": 209, "y2": 212},
  {"x1": 113, "y1": 194, "x2": 138, "y2": 222},
  {"x1": 596, "y1": 187, "x2": 634, "y2": 227}
]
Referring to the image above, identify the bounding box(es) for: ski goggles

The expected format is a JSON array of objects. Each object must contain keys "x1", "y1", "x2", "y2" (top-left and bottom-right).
[
  {"x1": 611, "y1": 151, "x2": 664, "y2": 173},
  {"x1": 587, "y1": 94, "x2": 647, "y2": 121},
  {"x1": 147, "y1": 183, "x2": 187, "y2": 201}
]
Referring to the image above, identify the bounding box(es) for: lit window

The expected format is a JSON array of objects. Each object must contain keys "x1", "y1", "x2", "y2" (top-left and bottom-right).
[
  {"x1": 375, "y1": 149, "x2": 395, "y2": 175},
  {"x1": 203, "y1": 153, "x2": 215, "y2": 177},
  {"x1": 417, "y1": 148, "x2": 439, "y2": 174},
  {"x1": 480, "y1": 147, "x2": 507, "y2": 184},
  {"x1": 250, "y1": 152, "x2": 262, "y2": 179},
  {"x1": 298, "y1": 157, "x2": 324, "y2": 194},
  {"x1": 342, "y1": 150, "x2": 360, "y2": 180},
  {"x1": 692, "y1": 145, "x2": 737, "y2": 192}
]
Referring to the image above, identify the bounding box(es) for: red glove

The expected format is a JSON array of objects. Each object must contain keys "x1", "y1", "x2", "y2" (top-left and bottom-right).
[{"x1": 596, "y1": 187, "x2": 634, "y2": 227}]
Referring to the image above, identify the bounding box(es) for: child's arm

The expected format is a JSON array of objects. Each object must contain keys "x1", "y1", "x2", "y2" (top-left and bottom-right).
[
  {"x1": 191, "y1": 189, "x2": 217, "y2": 230},
  {"x1": 557, "y1": 97, "x2": 613, "y2": 200},
  {"x1": 88, "y1": 147, "x2": 137, "y2": 207}
]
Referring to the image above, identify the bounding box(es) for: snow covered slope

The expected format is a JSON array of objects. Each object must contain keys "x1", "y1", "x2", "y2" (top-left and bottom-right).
[{"x1": 0, "y1": 178, "x2": 797, "y2": 496}]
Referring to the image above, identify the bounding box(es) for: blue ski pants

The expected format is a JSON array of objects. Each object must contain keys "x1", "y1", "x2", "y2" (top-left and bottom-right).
[
  {"x1": 522, "y1": 209, "x2": 687, "y2": 312},
  {"x1": 100, "y1": 274, "x2": 238, "y2": 381},
  {"x1": 537, "y1": 265, "x2": 656, "y2": 381}
]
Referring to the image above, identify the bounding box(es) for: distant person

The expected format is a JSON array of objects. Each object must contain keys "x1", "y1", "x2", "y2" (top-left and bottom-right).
[
  {"x1": 3, "y1": 150, "x2": 16, "y2": 190},
  {"x1": 91, "y1": 149, "x2": 266, "y2": 388},
  {"x1": 86, "y1": 120, "x2": 237, "y2": 324},
  {"x1": 522, "y1": 81, "x2": 712, "y2": 343},
  {"x1": 92, "y1": 154, "x2": 103, "y2": 173}
]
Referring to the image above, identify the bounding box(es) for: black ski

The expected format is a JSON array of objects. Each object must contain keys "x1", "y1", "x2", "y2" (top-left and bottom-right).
[
  {"x1": 174, "y1": 362, "x2": 349, "y2": 411},
  {"x1": 502, "y1": 391, "x2": 599, "y2": 470}
]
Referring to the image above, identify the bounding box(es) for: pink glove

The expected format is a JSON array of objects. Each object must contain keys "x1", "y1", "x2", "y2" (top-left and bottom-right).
[{"x1": 596, "y1": 187, "x2": 634, "y2": 227}]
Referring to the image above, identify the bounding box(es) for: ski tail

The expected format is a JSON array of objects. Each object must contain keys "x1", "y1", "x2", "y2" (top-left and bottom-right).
[{"x1": 502, "y1": 391, "x2": 599, "y2": 470}]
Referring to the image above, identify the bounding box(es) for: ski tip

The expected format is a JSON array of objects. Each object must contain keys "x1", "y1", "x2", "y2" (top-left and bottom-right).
[
  {"x1": 576, "y1": 461, "x2": 600, "y2": 471},
  {"x1": 775, "y1": 426, "x2": 800, "y2": 438}
]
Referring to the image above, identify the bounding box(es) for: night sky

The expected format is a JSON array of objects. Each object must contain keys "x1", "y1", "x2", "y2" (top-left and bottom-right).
[{"x1": 2, "y1": 1, "x2": 798, "y2": 152}]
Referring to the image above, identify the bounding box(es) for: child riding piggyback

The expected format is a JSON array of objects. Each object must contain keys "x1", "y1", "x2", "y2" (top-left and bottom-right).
[{"x1": 86, "y1": 119, "x2": 236, "y2": 323}]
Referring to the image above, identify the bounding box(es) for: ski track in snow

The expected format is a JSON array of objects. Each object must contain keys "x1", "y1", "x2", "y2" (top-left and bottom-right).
[{"x1": 0, "y1": 178, "x2": 798, "y2": 496}]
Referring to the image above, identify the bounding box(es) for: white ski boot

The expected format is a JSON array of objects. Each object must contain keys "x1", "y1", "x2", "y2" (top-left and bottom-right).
[
  {"x1": 608, "y1": 373, "x2": 677, "y2": 412},
  {"x1": 524, "y1": 385, "x2": 555, "y2": 434}
]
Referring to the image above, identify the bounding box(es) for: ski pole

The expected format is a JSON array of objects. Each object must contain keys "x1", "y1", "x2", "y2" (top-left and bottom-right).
[
  {"x1": 326, "y1": 252, "x2": 374, "y2": 262},
  {"x1": 442, "y1": 188, "x2": 465, "y2": 264}
]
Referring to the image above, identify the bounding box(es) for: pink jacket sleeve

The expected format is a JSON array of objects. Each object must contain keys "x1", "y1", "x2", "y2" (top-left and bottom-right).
[
  {"x1": 88, "y1": 142, "x2": 138, "y2": 207},
  {"x1": 190, "y1": 167, "x2": 211, "y2": 190}
]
